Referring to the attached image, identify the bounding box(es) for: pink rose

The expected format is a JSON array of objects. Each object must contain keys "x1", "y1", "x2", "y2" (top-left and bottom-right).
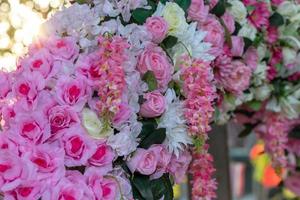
[
  {"x1": 47, "y1": 105, "x2": 79, "y2": 140},
  {"x1": 85, "y1": 167, "x2": 118, "y2": 200},
  {"x1": 167, "y1": 150, "x2": 192, "y2": 183},
  {"x1": 231, "y1": 36, "x2": 244, "y2": 57},
  {"x1": 10, "y1": 111, "x2": 51, "y2": 145},
  {"x1": 0, "y1": 105, "x2": 16, "y2": 130},
  {"x1": 0, "y1": 72, "x2": 10, "y2": 99},
  {"x1": 145, "y1": 16, "x2": 168, "y2": 43},
  {"x1": 188, "y1": 0, "x2": 209, "y2": 23},
  {"x1": 150, "y1": 144, "x2": 172, "y2": 179},
  {"x1": 244, "y1": 47, "x2": 258, "y2": 71},
  {"x1": 88, "y1": 141, "x2": 115, "y2": 175},
  {"x1": 285, "y1": 173, "x2": 300, "y2": 196},
  {"x1": 199, "y1": 15, "x2": 225, "y2": 57},
  {"x1": 5, "y1": 180, "x2": 43, "y2": 200},
  {"x1": 221, "y1": 12, "x2": 235, "y2": 34},
  {"x1": 215, "y1": 60, "x2": 252, "y2": 95},
  {"x1": 113, "y1": 103, "x2": 132, "y2": 127},
  {"x1": 46, "y1": 36, "x2": 79, "y2": 61},
  {"x1": 127, "y1": 147, "x2": 158, "y2": 175},
  {"x1": 56, "y1": 76, "x2": 90, "y2": 111},
  {"x1": 0, "y1": 134, "x2": 18, "y2": 154},
  {"x1": 60, "y1": 125, "x2": 96, "y2": 167},
  {"x1": 140, "y1": 91, "x2": 166, "y2": 118},
  {"x1": 138, "y1": 44, "x2": 173, "y2": 92}
]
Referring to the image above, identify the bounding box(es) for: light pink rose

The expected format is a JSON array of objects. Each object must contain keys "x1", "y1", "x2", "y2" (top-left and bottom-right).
[
  {"x1": 127, "y1": 147, "x2": 158, "y2": 175},
  {"x1": 215, "y1": 60, "x2": 252, "y2": 95},
  {"x1": 113, "y1": 103, "x2": 132, "y2": 127},
  {"x1": 5, "y1": 180, "x2": 43, "y2": 200},
  {"x1": 0, "y1": 134, "x2": 18, "y2": 154},
  {"x1": 231, "y1": 36, "x2": 244, "y2": 57},
  {"x1": 167, "y1": 150, "x2": 192, "y2": 183},
  {"x1": 85, "y1": 167, "x2": 118, "y2": 200},
  {"x1": 140, "y1": 91, "x2": 166, "y2": 118},
  {"x1": 188, "y1": 0, "x2": 209, "y2": 23},
  {"x1": 56, "y1": 76, "x2": 90, "y2": 111},
  {"x1": 88, "y1": 141, "x2": 115, "y2": 175},
  {"x1": 138, "y1": 44, "x2": 173, "y2": 92},
  {"x1": 285, "y1": 173, "x2": 300, "y2": 196},
  {"x1": 0, "y1": 72, "x2": 10, "y2": 99},
  {"x1": 150, "y1": 144, "x2": 172, "y2": 179},
  {"x1": 60, "y1": 125, "x2": 96, "y2": 167},
  {"x1": 10, "y1": 111, "x2": 51, "y2": 145},
  {"x1": 221, "y1": 12, "x2": 235, "y2": 34},
  {"x1": 46, "y1": 36, "x2": 79, "y2": 61},
  {"x1": 47, "y1": 105, "x2": 79, "y2": 140},
  {"x1": 244, "y1": 47, "x2": 258, "y2": 71},
  {"x1": 0, "y1": 105, "x2": 16, "y2": 131},
  {"x1": 145, "y1": 16, "x2": 168, "y2": 43}
]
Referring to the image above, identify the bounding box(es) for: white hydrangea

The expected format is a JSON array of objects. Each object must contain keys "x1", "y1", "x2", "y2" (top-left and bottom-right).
[{"x1": 158, "y1": 89, "x2": 192, "y2": 157}]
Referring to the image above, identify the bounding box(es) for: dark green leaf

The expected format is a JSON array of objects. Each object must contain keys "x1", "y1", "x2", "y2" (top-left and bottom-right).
[
  {"x1": 233, "y1": 22, "x2": 241, "y2": 35},
  {"x1": 243, "y1": 37, "x2": 253, "y2": 52},
  {"x1": 162, "y1": 36, "x2": 178, "y2": 49},
  {"x1": 142, "y1": 71, "x2": 158, "y2": 91},
  {"x1": 160, "y1": 0, "x2": 167, "y2": 4},
  {"x1": 238, "y1": 124, "x2": 254, "y2": 138},
  {"x1": 139, "y1": 128, "x2": 166, "y2": 149},
  {"x1": 138, "y1": 119, "x2": 158, "y2": 141},
  {"x1": 150, "y1": 174, "x2": 174, "y2": 200},
  {"x1": 269, "y1": 12, "x2": 284, "y2": 27},
  {"x1": 76, "y1": 0, "x2": 86, "y2": 4},
  {"x1": 132, "y1": 8, "x2": 154, "y2": 24},
  {"x1": 246, "y1": 100, "x2": 262, "y2": 111},
  {"x1": 132, "y1": 175, "x2": 153, "y2": 200},
  {"x1": 174, "y1": 0, "x2": 191, "y2": 12},
  {"x1": 211, "y1": 0, "x2": 225, "y2": 17},
  {"x1": 289, "y1": 126, "x2": 300, "y2": 139}
]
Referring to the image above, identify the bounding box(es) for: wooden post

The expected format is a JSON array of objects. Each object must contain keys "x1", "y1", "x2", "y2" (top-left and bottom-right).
[{"x1": 208, "y1": 125, "x2": 232, "y2": 200}]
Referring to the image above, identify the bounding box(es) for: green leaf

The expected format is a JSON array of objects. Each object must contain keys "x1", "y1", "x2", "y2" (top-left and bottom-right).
[
  {"x1": 138, "y1": 119, "x2": 158, "y2": 141},
  {"x1": 132, "y1": 175, "x2": 153, "y2": 200},
  {"x1": 150, "y1": 174, "x2": 174, "y2": 200},
  {"x1": 246, "y1": 100, "x2": 262, "y2": 111},
  {"x1": 211, "y1": 0, "x2": 226, "y2": 17},
  {"x1": 289, "y1": 126, "x2": 300, "y2": 139},
  {"x1": 76, "y1": 0, "x2": 86, "y2": 4},
  {"x1": 174, "y1": 0, "x2": 191, "y2": 12},
  {"x1": 142, "y1": 71, "x2": 158, "y2": 91},
  {"x1": 162, "y1": 36, "x2": 178, "y2": 49},
  {"x1": 269, "y1": 12, "x2": 284, "y2": 27},
  {"x1": 243, "y1": 37, "x2": 253, "y2": 52},
  {"x1": 132, "y1": 8, "x2": 154, "y2": 24},
  {"x1": 139, "y1": 128, "x2": 166, "y2": 149},
  {"x1": 238, "y1": 124, "x2": 254, "y2": 138}
]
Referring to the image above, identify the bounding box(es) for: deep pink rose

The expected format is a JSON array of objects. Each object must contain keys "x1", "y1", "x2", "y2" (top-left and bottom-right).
[
  {"x1": 167, "y1": 150, "x2": 192, "y2": 183},
  {"x1": 150, "y1": 144, "x2": 172, "y2": 179},
  {"x1": 0, "y1": 134, "x2": 18, "y2": 154},
  {"x1": 221, "y1": 12, "x2": 235, "y2": 34},
  {"x1": 113, "y1": 103, "x2": 132, "y2": 127},
  {"x1": 145, "y1": 16, "x2": 168, "y2": 43},
  {"x1": 46, "y1": 36, "x2": 79, "y2": 61},
  {"x1": 285, "y1": 173, "x2": 300, "y2": 196},
  {"x1": 188, "y1": 0, "x2": 209, "y2": 23},
  {"x1": 231, "y1": 36, "x2": 244, "y2": 57},
  {"x1": 56, "y1": 76, "x2": 90, "y2": 111},
  {"x1": 140, "y1": 91, "x2": 166, "y2": 118},
  {"x1": 4, "y1": 180, "x2": 43, "y2": 200},
  {"x1": 127, "y1": 147, "x2": 158, "y2": 175},
  {"x1": 0, "y1": 72, "x2": 10, "y2": 99},
  {"x1": 85, "y1": 167, "x2": 118, "y2": 200},
  {"x1": 47, "y1": 105, "x2": 79, "y2": 139},
  {"x1": 244, "y1": 47, "x2": 258, "y2": 71},
  {"x1": 215, "y1": 60, "x2": 252, "y2": 95},
  {"x1": 138, "y1": 44, "x2": 173, "y2": 92},
  {"x1": 60, "y1": 125, "x2": 96, "y2": 167},
  {"x1": 88, "y1": 141, "x2": 115, "y2": 175}
]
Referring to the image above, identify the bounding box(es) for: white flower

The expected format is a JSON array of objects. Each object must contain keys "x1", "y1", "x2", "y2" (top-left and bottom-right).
[
  {"x1": 82, "y1": 108, "x2": 113, "y2": 139},
  {"x1": 282, "y1": 47, "x2": 297, "y2": 66},
  {"x1": 257, "y1": 44, "x2": 267, "y2": 61},
  {"x1": 238, "y1": 22, "x2": 257, "y2": 41},
  {"x1": 252, "y1": 62, "x2": 267, "y2": 86},
  {"x1": 253, "y1": 84, "x2": 272, "y2": 101},
  {"x1": 277, "y1": 1, "x2": 298, "y2": 17},
  {"x1": 228, "y1": 0, "x2": 247, "y2": 25},
  {"x1": 158, "y1": 89, "x2": 192, "y2": 157}
]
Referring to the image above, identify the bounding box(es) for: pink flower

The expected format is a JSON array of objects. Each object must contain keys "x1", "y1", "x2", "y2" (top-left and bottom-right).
[
  {"x1": 287, "y1": 138, "x2": 300, "y2": 157},
  {"x1": 285, "y1": 173, "x2": 300, "y2": 196},
  {"x1": 138, "y1": 44, "x2": 173, "y2": 92},
  {"x1": 243, "y1": 0, "x2": 256, "y2": 6},
  {"x1": 5, "y1": 180, "x2": 43, "y2": 200},
  {"x1": 167, "y1": 150, "x2": 192, "y2": 183},
  {"x1": 127, "y1": 147, "x2": 158, "y2": 175},
  {"x1": 271, "y1": 0, "x2": 284, "y2": 6},
  {"x1": 145, "y1": 16, "x2": 168, "y2": 43},
  {"x1": 112, "y1": 103, "x2": 132, "y2": 127},
  {"x1": 60, "y1": 125, "x2": 96, "y2": 167},
  {"x1": 199, "y1": 15, "x2": 225, "y2": 57},
  {"x1": 85, "y1": 167, "x2": 118, "y2": 200},
  {"x1": 267, "y1": 65, "x2": 277, "y2": 81},
  {"x1": 231, "y1": 36, "x2": 244, "y2": 57},
  {"x1": 140, "y1": 91, "x2": 166, "y2": 118},
  {"x1": 0, "y1": 105, "x2": 16, "y2": 131},
  {"x1": 150, "y1": 144, "x2": 172, "y2": 179},
  {"x1": 0, "y1": 134, "x2": 18, "y2": 154},
  {"x1": 248, "y1": 2, "x2": 270, "y2": 28},
  {"x1": 46, "y1": 37, "x2": 79, "y2": 61},
  {"x1": 47, "y1": 105, "x2": 79, "y2": 140},
  {"x1": 88, "y1": 141, "x2": 115, "y2": 175},
  {"x1": 244, "y1": 47, "x2": 258, "y2": 71},
  {"x1": 0, "y1": 72, "x2": 10, "y2": 99},
  {"x1": 10, "y1": 111, "x2": 51, "y2": 145},
  {"x1": 266, "y1": 26, "x2": 279, "y2": 43},
  {"x1": 56, "y1": 76, "x2": 90, "y2": 111},
  {"x1": 221, "y1": 12, "x2": 235, "y2": 34},
  {"x1": 188, "y1": 0, "x2": 209, "y2": 23},
  {"x1": 215, "y1": 60, "x2": 251, "y2": 95}
]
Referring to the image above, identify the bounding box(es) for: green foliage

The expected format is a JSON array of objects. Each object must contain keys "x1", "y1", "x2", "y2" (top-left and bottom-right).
[
  {"x1": 161, "y1": 36, "x2": 178, "y2": 49},
  {"x1": 246, "y1": 100, "x2": 262, "y2": 111},
  {"x1": 132, "y1": 8, "x2": 154, "y2": 24},
  {"x1": 211, "y1": 0, "x2": 226, "y2": 17},
  {"x1": 174, "y1": 0, "x2": 192, "y2": 13},
  {"x1": 269, "y1": 12, "x2": 284, "y2": 27},
  {"x1": 142, "y1": 71, "x2": 158, "y2": 91},
  {"x1": 139, "y1": 128, "x2": 166, "y2": 149}
]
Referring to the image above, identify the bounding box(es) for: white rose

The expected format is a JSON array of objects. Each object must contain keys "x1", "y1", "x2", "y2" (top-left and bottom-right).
[
  {"x1": 82, "y1": 108, "x2": 113, "y2": 139},
  {"x1": 238, "y1": 22, "x2": 257, "y2": 41},
  {"x1": 257, "y1": 44, "x2": 267, "y2": 61},
  {"x1": 254, "y1": 84, "x2": 272, "y2": 101},
  {"x1": 228, "y1": 0, "x2": 247, "y2": 24},
  {"x1": 252, "y1": 62, "x2": 267, "y2": 86},
  {"x1": 162, "y1": 2, "x2": 188, "y2": 37},
  {"x1": 277, "y1": 1, "x2": 298, "y2": 17},
  {"x1": 282, "y1": 47, "x2": 297, "y2": 66}
]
